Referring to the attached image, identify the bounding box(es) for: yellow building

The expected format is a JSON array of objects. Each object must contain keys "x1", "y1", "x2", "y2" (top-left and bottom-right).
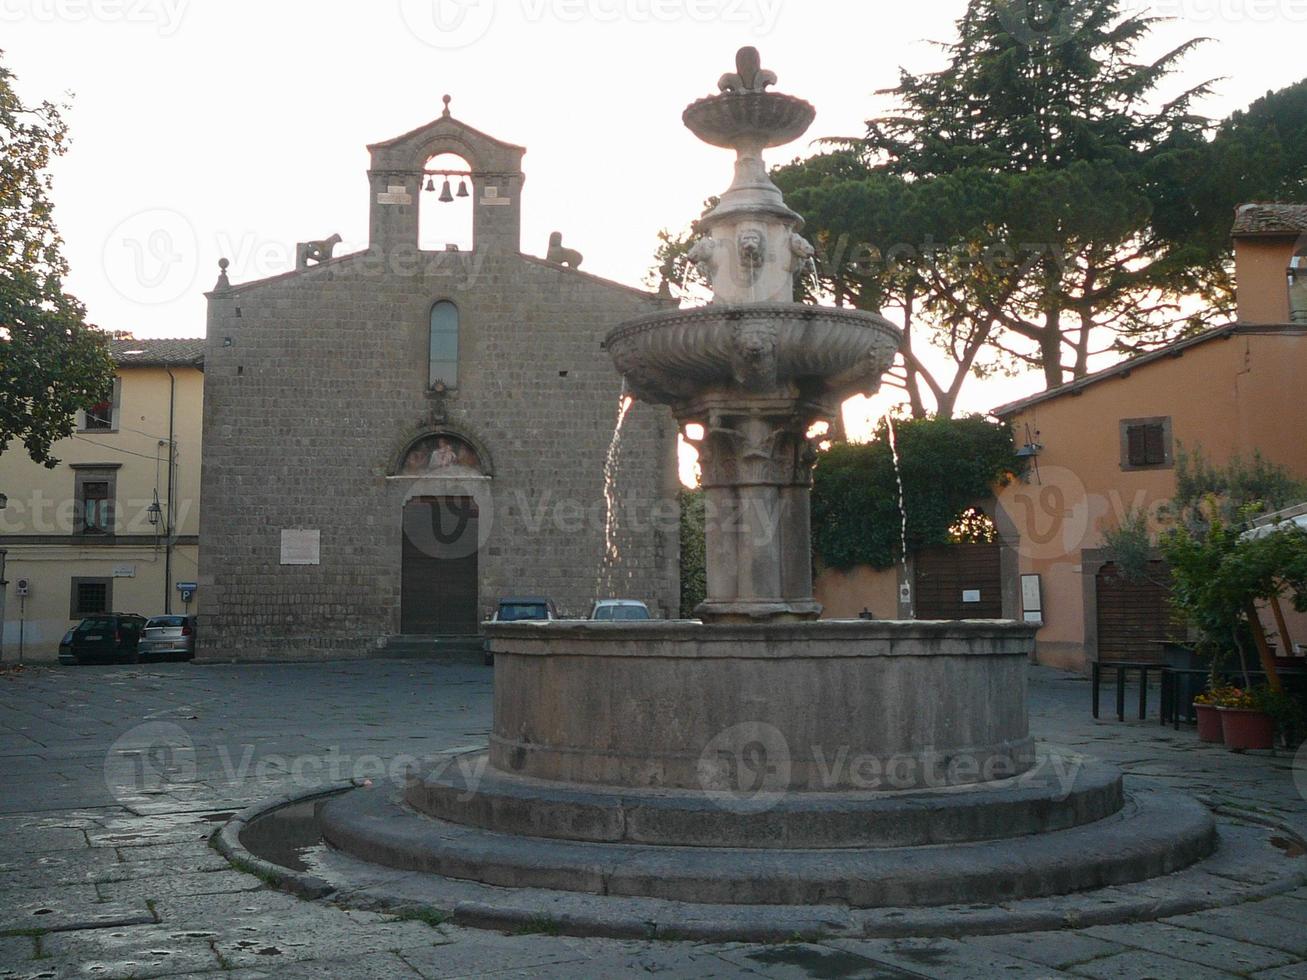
[{"x1": 0, "y1": 339, "x2": 205, "y2": 662}]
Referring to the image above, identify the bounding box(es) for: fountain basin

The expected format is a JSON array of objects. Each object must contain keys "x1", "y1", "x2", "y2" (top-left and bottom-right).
[
  {"x1": 682, "y1": 92, "x2": 816, "y2": 149},
  {"x1": 604, "y1": 303, "x2": 901, "y2": 405},
  {"x1": 486, "y1": 619, "x2": 1037, "y2": 792}
]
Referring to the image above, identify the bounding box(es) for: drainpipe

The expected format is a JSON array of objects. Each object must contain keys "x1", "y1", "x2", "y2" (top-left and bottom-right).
[{"x1": 164, "y1": 367, "x2": 176, "y2": 614}]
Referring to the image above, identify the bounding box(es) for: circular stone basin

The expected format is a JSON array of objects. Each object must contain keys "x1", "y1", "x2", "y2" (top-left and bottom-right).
[
  {"x1": 486, "y1": 620, "x2": 1037, "y2": 793},
  {"x1": 682, "y1": 92, "x2": 816, "y2": 148},
  {"x1": 604, "y1": 303, "x2": 902, "y2": 404}
]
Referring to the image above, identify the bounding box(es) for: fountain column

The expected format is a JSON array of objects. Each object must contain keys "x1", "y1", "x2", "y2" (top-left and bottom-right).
[{"x1": 690, "y1": 397, "x2": 824, "y2": 621}]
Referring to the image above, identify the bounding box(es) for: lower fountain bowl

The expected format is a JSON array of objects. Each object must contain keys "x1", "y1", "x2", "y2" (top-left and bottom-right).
[
  {"x1": 486, "y1": 619, "x2": 1038, "y2": 792},
  {"x1": 603, "y1": 302, "x2": 902, "y2": 406}
]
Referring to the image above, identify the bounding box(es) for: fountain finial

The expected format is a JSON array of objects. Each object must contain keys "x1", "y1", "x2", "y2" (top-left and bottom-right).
[{"x1": 717, "y1": 46, "x2": 777, "y2": 94}]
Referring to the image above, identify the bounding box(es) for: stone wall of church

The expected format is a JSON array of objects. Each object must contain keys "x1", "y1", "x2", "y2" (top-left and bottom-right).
[{"x1": 197, "y1": 248, "x2": 681, "y2": 660}]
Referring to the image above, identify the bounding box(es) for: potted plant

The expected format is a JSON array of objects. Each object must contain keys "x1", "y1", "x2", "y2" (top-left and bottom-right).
[
  {"x1": 1192, "y1": 685, "x2": 1238, "y2": 743},
  {"x1": 1216, "y1": 687, "x2": 1275, "y2": 751}
]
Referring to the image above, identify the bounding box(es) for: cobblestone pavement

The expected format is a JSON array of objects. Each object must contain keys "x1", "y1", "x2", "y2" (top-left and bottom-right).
[{"x1": 0, "y1": 660, "x2": 1304, "y2": 979}]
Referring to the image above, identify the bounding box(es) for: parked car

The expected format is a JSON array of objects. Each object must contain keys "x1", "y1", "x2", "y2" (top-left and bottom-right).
[
  {"x1": 488, "y1": 597, "x2": 558, "y2": 624},
  {"x1": 62, "y1": 613, "x2": 148, "y2": 664},
  {"x1": 137, "y1": 615, "x2": 197, "y2": 662},
  {"x1": 482, "y1": 596, "x2": 558, "y2": 664},
  {"x1": 57, "y1": 629, "x2": 76, "y2": 665},
  {"x1": 588, "y1": 599, "x2": 651, "y2": 621}
]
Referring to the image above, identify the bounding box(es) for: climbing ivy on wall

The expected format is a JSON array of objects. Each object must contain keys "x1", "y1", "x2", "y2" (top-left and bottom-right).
[
  {"x1": 811, "y1": 416, "x2": 1024, "y2": 570},
  {"x1": 678, "y1": 488, "x2": 707, "y2": 617}
]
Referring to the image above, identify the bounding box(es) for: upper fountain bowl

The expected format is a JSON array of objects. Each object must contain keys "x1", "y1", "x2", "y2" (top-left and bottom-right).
[{"x1": 682, "y1": 92, "x2": 816, "y2": 150}]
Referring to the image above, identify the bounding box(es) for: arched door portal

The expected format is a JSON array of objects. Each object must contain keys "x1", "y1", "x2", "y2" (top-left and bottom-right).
[{"x1": 398, "y1": 434, "x2": 486, "y2": 635}]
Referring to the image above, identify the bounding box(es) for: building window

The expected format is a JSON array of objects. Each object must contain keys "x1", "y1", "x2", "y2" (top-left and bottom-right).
[
  {"x1": 79, "y1": 378, "x2": 120, "y2": 432},
  {"x1": 429, "y1": 301, "x2": 459, "y2": 389},
  {"x1": 70, "y1": 577, "x2": 113, "y2": 617},
  {"x1": 1120, "y1": 417, "x2": 1173, "y2": 470},
  {"x1": 73, "y1": 468, "x2": 118, "y2": 534}
]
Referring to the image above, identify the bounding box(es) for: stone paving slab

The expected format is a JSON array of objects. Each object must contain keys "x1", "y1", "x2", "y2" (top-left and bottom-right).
[
  {"x1": 40, "y1": 925, "x2": 225, "y2": 979},
  {"x1": 1164, "y1": 905, "x2": 1307, "y2": 957},
  {"x1": 0, "y1": 883, "x2": 154, "y2": 935},
  {"x1": 960, "y1": 930, "x2": 1128, "y2": 971},
  {"x1": 93, "y1": 870, "x2": 263, "y2": 904},
  {"x1": 826, "y1": 938, "x2": 1079, "y2": 978},
  {"x1": 1, "y1": 661, "x2": 1306, "y2": 979},
  {"x1": 1251, "y1": 964, "x2": 1307, "y2": 980},
  {"x1": 1067, "y1": 949, "x2": 1244, "y2": 979},
  {"x1": 1083, "y1": 921, "x2": 1297, "y2": 973}
]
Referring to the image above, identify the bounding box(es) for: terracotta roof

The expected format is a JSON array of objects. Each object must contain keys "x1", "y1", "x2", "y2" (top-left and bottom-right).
[
  {"x1": 990, "y1": 323, "x2": 1306, "y2": 417},
  {"x1": 1230, "y1": 203, "x2": 1307, "y2": 237},
  {"x1": 109, "y1": 338, "x2": 206, "y2": 367}
]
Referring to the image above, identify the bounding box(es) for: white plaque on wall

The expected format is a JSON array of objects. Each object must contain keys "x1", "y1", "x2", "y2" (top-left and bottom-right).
[
  {"x1": 1020, "y1": 573, "x2": 1043, "y2": 613},
  {"x1": 112, "y1": 564, "x2": 136, "y2": 578},
  {"x1": 280, "y1": 529, "x2": 321, "y2": 566},
  {"x1": 962, "y1": 589, "x2": 981, "y2": 603}
]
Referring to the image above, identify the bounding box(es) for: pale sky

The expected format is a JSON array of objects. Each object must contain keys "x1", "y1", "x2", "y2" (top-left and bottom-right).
[{"x1": 6, "y1": 0, "x2": 1304, "y2": 433}]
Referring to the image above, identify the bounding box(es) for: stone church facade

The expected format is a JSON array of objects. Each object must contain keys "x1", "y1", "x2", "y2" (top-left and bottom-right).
[{"x1": 197, "y1": 105, "x2": 680, "y2": 660}]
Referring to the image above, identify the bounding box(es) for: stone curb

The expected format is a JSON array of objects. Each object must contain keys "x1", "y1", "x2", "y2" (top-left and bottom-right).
[{"x1": 210, "y1": 780, "x2": 361, "y2": 900}]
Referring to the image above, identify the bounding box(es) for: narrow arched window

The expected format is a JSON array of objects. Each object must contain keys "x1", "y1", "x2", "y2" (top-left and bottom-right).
[{"x1": 429, "y1": 301, "x2": 459, "y2": 388}]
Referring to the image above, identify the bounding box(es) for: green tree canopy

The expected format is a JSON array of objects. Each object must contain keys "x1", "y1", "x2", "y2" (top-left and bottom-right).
[
  {"x1": 815, "y1": 0, "x2": 1223, "y2": 393},
  {"x1": 1, "y1": 52, "x2": 113, "y2": 467},
  {"x1": 811, "y1": 415, "x2": 1023, "y2": 569}
]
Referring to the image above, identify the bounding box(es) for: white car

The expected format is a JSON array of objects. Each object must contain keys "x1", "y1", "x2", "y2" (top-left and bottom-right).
[{"x1": 588, "y1": 599, "x2": 651, "y2": 621}]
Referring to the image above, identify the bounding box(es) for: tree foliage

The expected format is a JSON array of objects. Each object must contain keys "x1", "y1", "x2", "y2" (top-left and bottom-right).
[
  {"x1": 678, "y1": 487, "x2": 706, "y2": 617},
  {"x1": 1168, "y1": 446, "x2": 1307, "y2": 531},
  {"x1": 811, "y1": 415, "x2": 1023, "y2": 569},
  {"x1": 0, "y1": 52, "x2": 113, "y2": 467},
  {"x1": 820, "y1": 0, "x2": 1228, "y2": 393}
]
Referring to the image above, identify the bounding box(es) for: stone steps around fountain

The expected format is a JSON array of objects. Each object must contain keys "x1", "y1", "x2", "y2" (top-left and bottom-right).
[
  {"x1": 317, "y1": 780, "x2": 1216, "y2": 908},
  {"x1": 402, "y1": 751, "x2": 1124, "y2": 849}
]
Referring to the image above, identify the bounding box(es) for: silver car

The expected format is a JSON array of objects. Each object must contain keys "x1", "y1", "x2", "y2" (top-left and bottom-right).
[
  {"x1": 588, "y1": 599, "x2": 651, "y2": 621},
  {"x1": 137, "y1": 615, "x2": 197, "y2": 661}
]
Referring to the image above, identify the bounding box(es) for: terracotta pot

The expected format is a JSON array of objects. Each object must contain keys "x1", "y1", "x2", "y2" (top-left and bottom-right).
[
  {"x1": 1218, "y1": 706, "x2": 1275, "y2": 751},
  {"x1": 1193, "y1": 703, "x2": 1224, "y2": 743}
]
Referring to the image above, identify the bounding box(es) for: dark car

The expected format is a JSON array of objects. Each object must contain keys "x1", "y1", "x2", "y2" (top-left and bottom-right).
[
  {"x1": 137, "y1": 615, "x2": 197, "y2": 662},
  {"x1": 63, "y1": 613, "x2": 148, "y2": 664},
  {"x1": 482, "y1": 596, "x2": 557, "y2": 664},
  {"x1": 57, "y1": 629, "x2": 76, "y2": 665},
  {"x1": 489, "y1": 597, "x2": 558, "y2": 624}
]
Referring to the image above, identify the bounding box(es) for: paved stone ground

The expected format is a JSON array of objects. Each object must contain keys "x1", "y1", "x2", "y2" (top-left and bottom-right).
[{"x1": 0, "y1": 659, "x2": 1304, "y2": 979}]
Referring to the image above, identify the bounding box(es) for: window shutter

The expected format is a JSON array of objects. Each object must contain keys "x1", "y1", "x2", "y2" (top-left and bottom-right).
[
  {"x1": 1144, "y1": 423, "x2": 1166, "y2": 465},
  {"x1": 1126, "y1": 425, "x2": 1146, "y2": 467}
]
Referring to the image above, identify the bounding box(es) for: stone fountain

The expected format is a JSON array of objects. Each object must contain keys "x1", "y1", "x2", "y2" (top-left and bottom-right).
[{"x1": 310, "y1": 49, "x2": 1220, "y2": 934}]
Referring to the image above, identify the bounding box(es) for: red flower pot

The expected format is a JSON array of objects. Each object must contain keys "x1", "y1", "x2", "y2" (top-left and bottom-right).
[
  {"x1": 1218, "y1": 707, "x2": 1275, "y2": 751},
  {"x1": 1193, "y1": 704, "x2": 1223, "y2": 743}
]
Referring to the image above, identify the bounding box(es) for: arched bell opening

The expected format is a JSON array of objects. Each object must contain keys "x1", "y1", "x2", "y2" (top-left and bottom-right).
[{"x1": 419, "y1": 152, "x2": 474, "y2": 252}]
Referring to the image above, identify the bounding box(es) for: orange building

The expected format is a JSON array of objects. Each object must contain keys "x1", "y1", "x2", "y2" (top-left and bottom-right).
[{"x1": 992, "y1": 204, "x2": 1307, "y2": 671}]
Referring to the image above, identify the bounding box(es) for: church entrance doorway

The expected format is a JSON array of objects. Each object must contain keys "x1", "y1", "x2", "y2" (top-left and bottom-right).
[{"x1": 401, "y1": 496, "x2": 480, "y2": 634}]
